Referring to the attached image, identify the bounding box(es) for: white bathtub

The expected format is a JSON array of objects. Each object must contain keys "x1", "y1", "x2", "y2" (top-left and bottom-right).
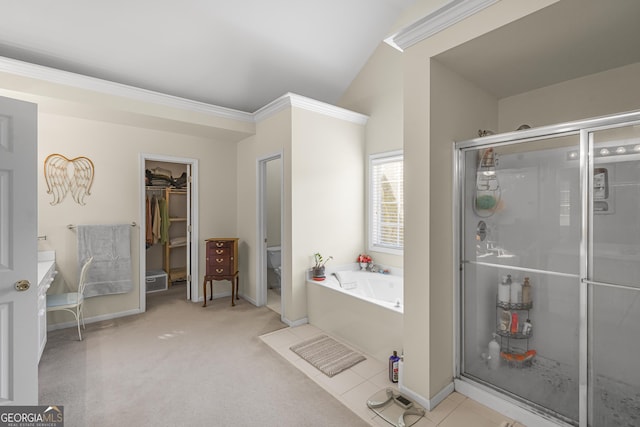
[{"x1": 306, "y1": 270, "x2": 403, "y2": 363}]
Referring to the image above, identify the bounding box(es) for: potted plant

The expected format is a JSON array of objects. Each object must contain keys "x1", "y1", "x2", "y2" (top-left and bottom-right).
[
  {"x1": 357, "y1": 254, "x2": 372, "y2": 270},
  {"x1": 312, "y1": 252, "x2": 332, "y2": 281}
]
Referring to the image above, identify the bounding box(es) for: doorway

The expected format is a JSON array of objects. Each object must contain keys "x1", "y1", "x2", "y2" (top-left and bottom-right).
[
  {"x1": 139, "y1": 154, "x2": 199, "y2": 312},
  {"x1": 258, "y1": 153, "x2": 283, "y2": 316}
]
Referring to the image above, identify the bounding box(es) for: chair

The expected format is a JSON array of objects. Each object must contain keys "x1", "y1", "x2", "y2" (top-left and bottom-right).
[{"x1": 46, "y1": 257, "x2": 94, "y2": 341}]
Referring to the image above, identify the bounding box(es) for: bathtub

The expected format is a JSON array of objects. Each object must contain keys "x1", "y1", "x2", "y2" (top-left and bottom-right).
[{"x1": 306, "y1": 270, "x2": 403, "y2": 363}]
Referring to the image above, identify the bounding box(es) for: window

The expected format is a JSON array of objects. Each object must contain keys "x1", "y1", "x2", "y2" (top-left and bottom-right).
[{"x1": 369, "y1": 151, "x2": 403, "y2": 254}]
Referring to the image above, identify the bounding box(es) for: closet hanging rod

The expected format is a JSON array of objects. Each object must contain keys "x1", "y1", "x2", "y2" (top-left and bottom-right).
[{"x1": 67, "y1": 222, "x2": 136, "y2": 229}]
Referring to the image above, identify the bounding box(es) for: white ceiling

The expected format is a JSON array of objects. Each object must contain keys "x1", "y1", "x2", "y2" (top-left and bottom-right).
[{"x1": 0, "y1": 0, "x2": 417, "y2": 113}]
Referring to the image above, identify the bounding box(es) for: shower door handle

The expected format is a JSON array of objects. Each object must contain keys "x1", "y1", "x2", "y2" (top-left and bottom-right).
[{"x1": 581, "y1": 278, "x2": 640, "y2": 292}]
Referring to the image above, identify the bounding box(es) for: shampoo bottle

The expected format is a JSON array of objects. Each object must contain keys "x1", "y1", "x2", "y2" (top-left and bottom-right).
[
  {"x1": 522, "y1": 277, "x2": 532, "y2": 305},
  {"x1": 488, "y1": 334, "x2": 500, "y2": 370},
  {"x1": 389, "y1": 351, "x2": 400, "y2": 383},
  {"x1": 498, "y1": 275, "x2": 511, "y2": 304},
  {"x1": 510, "y1": 279, "x2": 522, "y2": 304},
  {"x1": 510, "y1": 312, "x2": 519, "y2": 334}
]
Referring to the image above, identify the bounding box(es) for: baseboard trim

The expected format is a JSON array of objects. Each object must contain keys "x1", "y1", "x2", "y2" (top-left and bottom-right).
[
  {"x1": 282, "y1": 317, "x2": 308, "y2": 327},
  {"x1": 47, "y1": 308, "x2": 142, "y2": 332},
  {"x1": 399, "y1": 381, "x2": 454, "y2": 411},
  {"x1": 241, "y1": 293, "x2": 257, "y2": 306}
]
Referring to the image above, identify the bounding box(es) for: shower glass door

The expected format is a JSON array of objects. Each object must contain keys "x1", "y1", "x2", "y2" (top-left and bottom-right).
[
  {"x1": 588, "y1": 123, "x2": 640, "y2": 426},
  {"x1": 459, "y1": 134, "x2": 582, "y2": 424}
]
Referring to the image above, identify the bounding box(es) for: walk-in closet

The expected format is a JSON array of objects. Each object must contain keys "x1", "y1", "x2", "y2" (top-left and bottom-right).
[{"x1": 144, "y1": 160, "x2": 191, "y2": 298}]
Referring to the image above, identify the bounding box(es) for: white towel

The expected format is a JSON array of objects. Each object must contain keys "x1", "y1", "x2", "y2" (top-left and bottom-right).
[
  {"x1": 77, "y1": 224, "x2": 133, "y2": 298},
  {"x1": 334, "y1": 271, "x2": 358, "y2": 290}
]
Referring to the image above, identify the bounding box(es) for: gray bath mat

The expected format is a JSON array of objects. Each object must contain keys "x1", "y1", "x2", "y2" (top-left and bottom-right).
[{"x1": 290, "y1": 334, "x2": 366, "y2": 377}]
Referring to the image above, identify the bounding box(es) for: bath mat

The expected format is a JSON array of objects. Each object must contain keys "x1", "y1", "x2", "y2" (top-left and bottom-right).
[{"x1": 290, "y1": 334, "x2": 366, "y2": 377}]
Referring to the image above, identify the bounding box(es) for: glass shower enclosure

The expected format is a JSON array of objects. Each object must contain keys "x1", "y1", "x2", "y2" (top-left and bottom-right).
[{"x1": 454, "y1": 111, "x2": 640, "y2": 427}]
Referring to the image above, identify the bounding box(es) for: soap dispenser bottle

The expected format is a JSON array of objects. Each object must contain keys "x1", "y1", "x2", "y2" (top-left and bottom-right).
[{"x1": 488, "y1": 334, "x2": 500, "y2": 370}]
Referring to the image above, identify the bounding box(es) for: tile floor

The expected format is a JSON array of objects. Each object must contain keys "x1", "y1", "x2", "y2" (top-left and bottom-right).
[{"x1": 260, "y1": 324, "x2": 527, "y2": 427}]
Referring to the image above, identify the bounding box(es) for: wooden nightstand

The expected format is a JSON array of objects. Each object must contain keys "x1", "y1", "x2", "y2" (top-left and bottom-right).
[{"x1": 203, "y1": 238, "x2": 239, "y2": 307}]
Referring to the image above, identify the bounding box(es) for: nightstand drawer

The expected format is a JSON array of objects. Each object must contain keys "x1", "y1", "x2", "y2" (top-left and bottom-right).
[
  {"x1": 210, "y1": 266, "x2": 232, "y2": 275},
  {"x1": 209, "y1": 240, "x2": 231, "y2": 249}
]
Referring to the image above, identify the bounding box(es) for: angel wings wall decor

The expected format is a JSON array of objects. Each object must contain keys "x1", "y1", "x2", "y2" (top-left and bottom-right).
[{"x1": 44, "y1": 154, "x2": 95, "y2": 205}]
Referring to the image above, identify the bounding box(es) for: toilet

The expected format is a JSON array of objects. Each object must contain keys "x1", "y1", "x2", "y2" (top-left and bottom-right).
[{"x1": 266, "y1": 246, "x2": 281, "y2": 290}]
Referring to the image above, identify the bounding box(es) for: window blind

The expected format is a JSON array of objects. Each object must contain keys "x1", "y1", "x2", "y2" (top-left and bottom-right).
[{"x1": 370, "y1": 153, "x2": 403, "y2": 252}]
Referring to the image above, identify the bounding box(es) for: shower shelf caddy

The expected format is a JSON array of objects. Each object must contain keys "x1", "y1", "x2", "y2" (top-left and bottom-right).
[{"x1": 495, "y1": 299, "x2": 534, "y2": 366}]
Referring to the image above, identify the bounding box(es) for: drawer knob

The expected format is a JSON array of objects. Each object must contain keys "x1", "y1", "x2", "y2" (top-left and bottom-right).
[
  {"x1": 216, "y1": 268, "x2": 223, "y2": 273},
  {"x1": 216, "y1": 242, "x2": 224, "y2": 247},
  {"x1": 215, "y1": 249, "x2": 223, "y2": 254},
  {"x1": 216, "y1": 258, "x2": 224, "y2": 263}
]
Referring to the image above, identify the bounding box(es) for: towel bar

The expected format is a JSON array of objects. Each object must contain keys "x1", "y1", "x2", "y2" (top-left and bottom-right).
[{"x1": 67, "y1": 222, "x2": 136, "y2": 229}]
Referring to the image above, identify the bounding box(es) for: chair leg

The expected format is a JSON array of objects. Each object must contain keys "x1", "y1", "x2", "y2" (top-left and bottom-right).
[
  {"x1": 77, "y1": 317, "x2": 82, "y2": 341},
  {"x1": 76, "y1": 308, "x2": 82, "y2": 341},
  {"x1": 79, "y1": 304, "x2": 85, "y2": 329}
]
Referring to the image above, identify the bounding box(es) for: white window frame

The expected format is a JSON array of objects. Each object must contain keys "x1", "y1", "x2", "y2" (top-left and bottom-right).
[{"x1": 368, "y1": 150, "x2": 403, "y2": 255}]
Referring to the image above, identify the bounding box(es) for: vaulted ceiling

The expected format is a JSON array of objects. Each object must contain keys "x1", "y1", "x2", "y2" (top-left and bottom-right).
[{"x1": 0, "y1": 0, "x2": 418, "y2": 113}]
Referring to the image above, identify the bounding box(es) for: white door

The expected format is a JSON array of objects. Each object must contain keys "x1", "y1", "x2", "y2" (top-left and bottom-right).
[{"x1": 0, "y1": 96, "x2": 38, "y2": 405}]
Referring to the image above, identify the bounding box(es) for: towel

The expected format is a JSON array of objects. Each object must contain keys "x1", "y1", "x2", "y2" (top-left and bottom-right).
[
  {"x1": 77, "y1": 224, "x2": 133, "y2": 298},
  {"x1": 334, "y1": 271, "x2": 358, "y2": 290}
]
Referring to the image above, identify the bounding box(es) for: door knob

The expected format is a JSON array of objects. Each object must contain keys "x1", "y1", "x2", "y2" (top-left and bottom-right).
[{"x1": 15, "y1": 280, "x2": 30, "y2": 291}]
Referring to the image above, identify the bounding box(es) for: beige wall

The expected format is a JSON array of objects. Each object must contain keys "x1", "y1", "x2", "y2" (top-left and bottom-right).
[
  {"x1": 427, "y1": 59, "x2": 499, "y2": 394},
  {"x1": 499, "y1": 62, "x2": 640, "y2": 131},
  {"x1": 339, "y1": 42, "x2": 404, "y2": 269},
  {"x1": 289, "y1": 107, "x2": 365, "y2": 321},
  {"x1": 37, "y1": 112, "x2": 238, "y2": 326},
  {"x1": 236, "y1": 109, "x2": 291, "y2": 308}
]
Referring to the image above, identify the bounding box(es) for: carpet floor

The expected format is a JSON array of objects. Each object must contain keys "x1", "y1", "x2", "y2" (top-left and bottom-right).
[{"x1": 39, "y1": 286, "x2": 369, "y2": 427}]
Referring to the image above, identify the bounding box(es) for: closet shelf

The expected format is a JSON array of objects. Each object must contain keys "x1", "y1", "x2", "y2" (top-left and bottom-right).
[{"x1": 163, "y1": 186, "x2": 189, "y2": 286}]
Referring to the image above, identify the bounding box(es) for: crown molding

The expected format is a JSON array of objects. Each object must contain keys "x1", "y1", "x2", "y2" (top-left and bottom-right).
[
  {"x1": 254, "y1": 92, "x2": 368, "y2": 125},
  {"x1": 0, "y1": 57, "x2": 367, "y2": 127},
  {"x1": 0, "y1": 56, "x2": 255, "y2": 123},
  {"x1": 385, "y1": 0, "x2": 499, "y2": 51}
]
